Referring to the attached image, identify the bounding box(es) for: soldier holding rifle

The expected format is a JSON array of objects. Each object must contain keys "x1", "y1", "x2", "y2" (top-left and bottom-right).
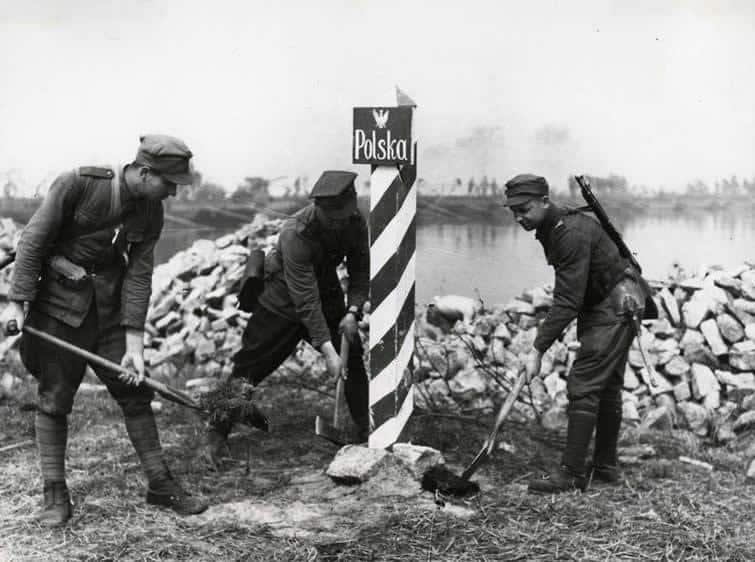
[
  {"x1": 502, "y1": 173, "x2": 656, "y2": 494},
  {"x1": 1, "y1": 135, "x2": 208, "y2": 526}
]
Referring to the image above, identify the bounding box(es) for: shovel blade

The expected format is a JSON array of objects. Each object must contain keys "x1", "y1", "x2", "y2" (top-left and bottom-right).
[{"x1": 315, "y1": 416, "x2": 352, "y2": 446}]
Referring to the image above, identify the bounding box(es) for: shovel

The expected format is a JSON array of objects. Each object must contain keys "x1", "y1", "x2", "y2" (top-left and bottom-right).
[
  {"x1": 315, "y1": 334, "x2": 352, "y2": 445},
  {"x1": 7, "y1": 321, "x2": 206, "y2": 413},
  {"x1": 422, "y1": 368, "x2": 528, "y2": 495}
]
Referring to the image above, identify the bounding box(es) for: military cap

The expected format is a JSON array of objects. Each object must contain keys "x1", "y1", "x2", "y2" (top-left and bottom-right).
[
  {"x1": 502, "y1": 174, "x2": 549, "y2": 207},
  {"x1": 134, "y1": 134, "x2": 194, "y2": 185},
  {"x1": 310, "y1": 170, "x2": 358, "y2": 219}
]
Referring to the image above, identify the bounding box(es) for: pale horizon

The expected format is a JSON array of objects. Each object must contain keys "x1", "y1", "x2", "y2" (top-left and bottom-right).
[{"x1": 0, "y1": 0, "x2": 753, "y2": 197}]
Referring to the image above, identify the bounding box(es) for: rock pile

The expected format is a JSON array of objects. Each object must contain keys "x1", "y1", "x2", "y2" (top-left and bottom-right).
[
  {"x1": 0, "y1": 218, "x2": 19, "y2": 300},
  {"x1": 413, "y1": 267, "x2": 755, "y2": 478}
]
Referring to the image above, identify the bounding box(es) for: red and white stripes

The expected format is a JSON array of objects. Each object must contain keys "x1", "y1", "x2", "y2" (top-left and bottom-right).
[{"x1": 368, "y1": 126, "x2": 417, "y2": 448}]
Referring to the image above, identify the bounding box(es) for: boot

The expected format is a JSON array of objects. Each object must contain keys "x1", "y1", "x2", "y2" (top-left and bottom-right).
[
  {"x1": 36, "y1": 481, "x2": 73, "y2": 527},
  {"x1": 528, "y1": 465, "x2": 587, "y2": 494},
  {"x1": 589, "y1": 397, "x2": 622, "y2": 485},
  {"x1": 146, "y1": 475, "x2": 208, "y2": 515},
  {"x1": 528, "y1": 409, "x2": 596, "y2": 494}
]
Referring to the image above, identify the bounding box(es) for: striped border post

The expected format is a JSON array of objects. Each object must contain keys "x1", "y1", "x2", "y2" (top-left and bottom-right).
[{"x1": 367, "y1": 89, "x2": 417, "y2": 449}]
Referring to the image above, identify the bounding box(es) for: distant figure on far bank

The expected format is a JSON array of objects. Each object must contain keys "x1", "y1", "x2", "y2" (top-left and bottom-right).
[{"x1": 502, "y1": 173, "x2": 655, "y2": 494}]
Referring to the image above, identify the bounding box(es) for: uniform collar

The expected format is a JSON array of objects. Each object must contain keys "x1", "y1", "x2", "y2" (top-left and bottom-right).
[{"x1": 535, "y1": 204, "x2": 563, "y2": 243}]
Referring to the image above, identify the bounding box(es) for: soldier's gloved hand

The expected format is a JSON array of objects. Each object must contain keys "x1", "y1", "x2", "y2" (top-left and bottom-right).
[
  {"x1": 525, "y1": 349, "x2": 543, "y2": 382},
  {"x1": 1, "y1": 301, "x2": 26, "y2": 336},
  {"x1": 120, "y1": 352, "x2": 146, "y2": 386},
  {"x1": 339, "y1": 312, "x2": 359, "y2": 343},
  {"x1": 321, "y1": 340, "x2": 343, "y2": 380}
]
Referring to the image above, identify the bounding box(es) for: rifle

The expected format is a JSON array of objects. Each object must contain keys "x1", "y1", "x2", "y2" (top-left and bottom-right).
[
  {"x1": 574, "y1": 174, "x2": 658, "y2": 320},
  {"x1": 573, "y1": 175, "x2": 642, "y2": 273}
]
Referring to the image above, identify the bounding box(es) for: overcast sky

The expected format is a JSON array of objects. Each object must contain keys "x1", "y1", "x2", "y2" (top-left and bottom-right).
[{"x1": 0, "y1": 0, "x2": 753, "y2": 195}]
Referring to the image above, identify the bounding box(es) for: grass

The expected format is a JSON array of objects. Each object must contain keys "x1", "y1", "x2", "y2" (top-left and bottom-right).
[{"x1": 1, "y1": 368, "x2": 753, "y2": 562}]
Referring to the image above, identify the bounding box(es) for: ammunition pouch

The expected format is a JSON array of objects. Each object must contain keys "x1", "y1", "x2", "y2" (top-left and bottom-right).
[
  {"x1": 611, "y1": 267, "x2": 658, "y2": 320},
  {"x1": 237, "y1": 249, "x2": 266, "y2": 312},
  {"x1": 47, "y1": 255, "x2": 90, "y2": 290}
]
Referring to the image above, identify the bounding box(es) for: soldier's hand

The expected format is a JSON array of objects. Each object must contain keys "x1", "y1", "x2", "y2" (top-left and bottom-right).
[
  {"x1": 1, "y1": 301, "x2": 26, "y2": 336},
  {"x1": 321, "y1": 341, "x2": 343, "y2": 380},
  {"x1": 339, "y1": 312, "x2": 359, "y2": 343},
  {"x1": 120, "y1": 352, "x2": 146, "y2": 386},
  {"x1": 525, "y1": 349, "x2": 543, "y2": 382}
]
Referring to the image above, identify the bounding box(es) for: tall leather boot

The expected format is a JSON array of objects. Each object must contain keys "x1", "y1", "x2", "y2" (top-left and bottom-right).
[
  {"x1": 36, "y1": 481, "x2": 73, "y2": 527},
  {"x1": 528, "y1": 409, "x2": 596, "y2": 494},
  {"x1": 589, "y1": 397, "x2": 623, "y2": 483}
]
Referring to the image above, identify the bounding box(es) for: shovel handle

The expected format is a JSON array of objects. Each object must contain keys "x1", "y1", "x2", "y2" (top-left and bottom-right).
[
  {"x1": 333, "y1": 334, "x2": 349, "y2": 430},
  {"x1": 21, "y1": 325, "x2": 201, "y2": 410},
  {"x1": 485, "y1": 369, "x2": 529, "y2": 455}
]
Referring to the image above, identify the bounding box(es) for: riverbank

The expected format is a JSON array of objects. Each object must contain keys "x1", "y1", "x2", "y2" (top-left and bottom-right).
[{"x1": 1, "y1": 217, "x2": 754, "y2": 560}]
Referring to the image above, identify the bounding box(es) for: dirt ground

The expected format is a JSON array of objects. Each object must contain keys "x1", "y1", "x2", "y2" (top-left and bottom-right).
[{"x1": 1, "y1": 373, "x2": 754, "y2": 562}]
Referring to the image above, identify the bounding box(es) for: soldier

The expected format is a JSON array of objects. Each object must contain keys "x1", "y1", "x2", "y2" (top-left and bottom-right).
[
  {"x1": 2, "y1": 135, "x2": 208, "y2": 526},
  {"x1": 502, "y1": 174, "x2": 653, "y2": 494},
  {"x1": 201, "y1": 170, "x2": 370, "y2": 463}
]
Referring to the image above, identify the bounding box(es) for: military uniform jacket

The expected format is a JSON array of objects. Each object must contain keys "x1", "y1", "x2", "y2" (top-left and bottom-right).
[
  {"x1": 533, "y1": 204, "x2": 634, "y2": 353},
  {"x1": 9, "y1": 166, "x2": 164, "y2": 330},
  {"x1": 257, "y1": 204, "x2": 369, "y2": 349}
]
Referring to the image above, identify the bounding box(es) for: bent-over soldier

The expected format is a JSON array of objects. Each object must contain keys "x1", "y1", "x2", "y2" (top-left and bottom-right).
[
  {"x1": 202, "y1": 170, "x2": 370, "y2": 462},
  {"x1": 3, "y1": 135, "x2": 208, "y2": 526},
  {"x1": 502, "y1": 174, "x2": 654, "y2": 494}
]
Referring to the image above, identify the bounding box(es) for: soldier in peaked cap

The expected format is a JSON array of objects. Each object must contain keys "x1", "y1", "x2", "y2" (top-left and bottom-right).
[
  {"x1": 2, "y1": 135, "x2": 207, "y2": 526},
  {"x1": 502, "y1": 173, "x2": 654, "y2": 494},
  {"x1": 200, "y1": 170, "x2": 370, "y2": 465}
]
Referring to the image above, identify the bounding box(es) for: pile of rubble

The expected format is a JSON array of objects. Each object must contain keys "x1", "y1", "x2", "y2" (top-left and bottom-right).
[
  {"x1": 0, "y1": 218, "x2": 18, "y2": 300},
  {"x1": 413, "y1": 268, "x2": 755, "y2": 479}
]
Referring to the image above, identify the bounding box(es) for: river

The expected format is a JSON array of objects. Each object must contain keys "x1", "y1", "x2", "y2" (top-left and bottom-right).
[{"x1": 155, "y1": 207, "x2": 755, "y2": 307}]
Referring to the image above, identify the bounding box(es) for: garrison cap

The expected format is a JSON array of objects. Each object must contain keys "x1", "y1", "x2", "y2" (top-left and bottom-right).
[
  {"x1": 310, "y1": 170, "x2": 358, "y2": 219},
  {"x1": 134, "y1": 134, "x2": 194, "y2": 185},
  {"x1": 502, "y1": 174, "x2": 549, "y2": 207}
]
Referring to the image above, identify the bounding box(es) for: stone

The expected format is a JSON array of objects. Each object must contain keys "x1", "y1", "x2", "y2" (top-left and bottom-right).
[
  {"x1": 433, "y1": 295, "x2": 481, "y2": 323},
  {"x1": 326, "y1": 445, "x2": 416, "y2": 489},
  {"x1": 155, "y1": 310, "x2": 181, "y2": 332},
  {"x1": 194, "y1": 336, "x2": 217, "y2": 363},
  {"x1": 664, "y1": 355, "x2": 690, "y2": 378},
  {"x1": 672, "y1": 381, "x2": 690, "y2": 402},
  {"x1": 676, "y1": 402, "x2": 709, "y2": 436},
  {"x1": 543, "y1": 372, "x2": 566, "y2": 398},
  {"x1": 715, "y1": 370, "x2": 755, "y2": 390},
  {"x1": 503, "y1": 299, "x2": 536, "y2": 316},
  {"x1": 690, "y1": 363, "x2": 719, "y2": 399},
  {"x1": 623, "y1": 365, "x2": 641, "y2": 390},
  {"x1": 541, "y1": 404, "x2": 568, "y2": 431},
  {"x1": 715, "y1": 423, "x2": 737, "y2": 444},
  {"x1": 77, "y1": 382, "x2": 108, "y2": 394},
  {"x1": 421, "y1": 379, "x2": 460, "y2": 412},
  {"x1": 682, "y1": 298, "x2": 710, "y2": 329},
  {"x1": 628, "y1": 349, "x2": 645, "y2": 369},
  {"x1": 622, "y1": 400, "x2": 640, "y2": 424},
  {"x1": 699, "y1": 319, "x2": 728, "y2": 356},
  {"x1": 733, "y1": 411, "x2": 755, "y2": 433},
  {"x1": 740, "y1": 270, "x2": 755, "y2": 300},
  {"x1": 508, "y1": 328, "x2": 537, "y2": 355},
  {"x1": 713, "y1": 275, "x2": 742, "y2": 296},
  {"x1": 531, "y1": 287, "x2": 553, "y2": 310},
  {"x1": 658, "y1": 288, "x2": 681, "y2": 326},
  {"x1": 650, "y1": 318, "x2": 677, "y2": 338},
  {"x1": 743, "y1": 394, "x2": 755, "y2": 411},
  {"x1": 492, "y1": 323, "x2": 512, "y2": 343},
  {"x1": 733, "y1": 298, "x2": 755, "y2": 316},
  {"x1": 683, "y1": 343, "x2": 719, "y2": 370},
  {"x1": 518, "y1": 315, "x2": 538, "y2": 330},
  {"x1": 391, "y1": 443, "x2": 446, "y2": 480},
  {"x1": 747, "y1": 458, "x2": 755, "y2": 481},
  {"x1": 680, "y1": 329, "x2": 705, "y2": 348},
  {"x1": 640, "y1": 405, "x2": 674, "y2": 430},
  {"x1": 746, "y1": 324, "x2": 755, "y2": 342},
  {"x1": 716, "y1": 313, "x2": 744, "y2": 344},
  {"x1": 643, "y1": 369, "x2": 673, "y2": 395},
  {"x1": 185, "y1": 377, "x2": 218, "y2": 390},
  {"x1": 729, "y1": 340, "x2": 755, "y2": 371},
  {"x1": 150, "y1": 401, "x2": 163, "y2": 414},
  {"x1": 448, "y1": 368, "x2": 488, "y2": 399}
]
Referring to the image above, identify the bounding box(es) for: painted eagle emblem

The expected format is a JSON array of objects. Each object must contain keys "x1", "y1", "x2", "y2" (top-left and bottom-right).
[{"x1": 372, "y1": 108, "x2": 389, "y2": 129}]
